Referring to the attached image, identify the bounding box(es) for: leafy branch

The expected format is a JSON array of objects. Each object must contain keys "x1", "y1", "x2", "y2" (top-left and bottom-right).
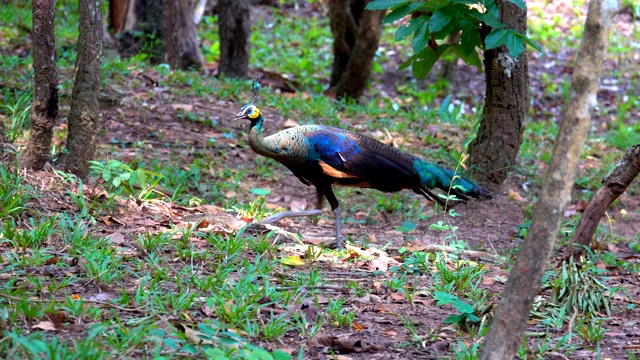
[{"x1": 367, "y1": 0, "x2": 543, "y2": 78}]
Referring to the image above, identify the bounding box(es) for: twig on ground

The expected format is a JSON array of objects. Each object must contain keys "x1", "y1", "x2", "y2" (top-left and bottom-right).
[{"x1": 0, "y1": 292, "x2": 143, "y2": 312}]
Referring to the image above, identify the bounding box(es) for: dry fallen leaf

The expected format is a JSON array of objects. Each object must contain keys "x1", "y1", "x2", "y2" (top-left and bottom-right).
[
  {"x1": 32, "y1": 321, "x2": 56, "y2": 331},
  {"x1": 508, "y1": 188, "x2": 526, "y2": 201},
  {"x1": 352, "y1": 321, "x2": 367, "y2": 331},
  {"x1": 281, "y1": 255, "x2": 305, "y2": 266},
  {"x1": 182, "y1": 325, "x2": 215, "y2": 345},
  {"x1": 404, "y1": 242, "x2": 427, "y2": 252},
  {"x1": 171, "y1": 104, "x2": 193, "y2": 112},
  {"x1": 481, "y1": 276, "x2": 496, "y2": 285},
  {"x1": 106, "y1": 231, "x2": 126, "y2": 245}
]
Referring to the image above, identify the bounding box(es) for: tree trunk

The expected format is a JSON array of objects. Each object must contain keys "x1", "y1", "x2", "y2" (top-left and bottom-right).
[
  {"x1": 478, "y1": 1, "x2": 618, "y2": 358},
  {"x1": 20, "y1": 0, "x2": 58, "y2": 170},
  {"x1": 164, "y1": 0, "x2": 203, "y2": 70},
  {"x1": 218, "y1": 0, "x2": 250, "y2": 78},
  {"x1": 467, "y1": 0, "x2": 529, "y2": 191},
  {"x1": 115, "y1": 0, "x2": 164, "y2": 62},
  {"x1": 328, "y1": 0, "x2": 357, "y2": 88},
  {"x1": 108, "y1": 0, "x2": 128, "y2": 34},
  {"x1": 329, "y1": 0, "x2": 384, "y2": 100},
  {"x1": 566, "y1": 144, "x2": 640, "y2": 258},
  {"x1": 60, "y1": 0, "x2": 103, "y2": 178}
]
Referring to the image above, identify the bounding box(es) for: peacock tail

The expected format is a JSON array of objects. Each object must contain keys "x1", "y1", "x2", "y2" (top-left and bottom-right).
[{"x1": 412, "y1": 158, "x2": 492, "y2": 200}]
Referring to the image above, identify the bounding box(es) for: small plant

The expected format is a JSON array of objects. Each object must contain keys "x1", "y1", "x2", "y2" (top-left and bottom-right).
[
  {"x1": 453, "y1": 340, "x2": 480, "y2": 360},
  {"x1": 432, "y1": 257, "x2": 486, "y2": 296},
  {"x1": 259, "y1": 313, "x2": 291, "y2": 340},
  {"x1": 575, "y1": 317, "x2": 607, "y2": 345},
  {"x1": 395, "y1": 249, "x2": 430, "y2": 275},
  {"x1": 89, "y1": 159, "x2": 163, "y2": 200},
  {"x1": 326, "y1": 298, "x2": 355, "y2": 327},
  {"x1": 0, "y1": 162, "x2": 31, "y2": 219},
  {"x1": 397, "y1": 312, "x2": 425, "y2": 346},
  {"x1": 550, "y1": 257, "x2": 612, "y2": 315},
  {"x1": 384, "y1": 274, "x2": 408, "y2": 293},
  {"x1": 433, "y1": 291, "x2": 480, "y2": 327},
  {"x1": 3, "y1": 90, "x2": 32, "y2": 142}
]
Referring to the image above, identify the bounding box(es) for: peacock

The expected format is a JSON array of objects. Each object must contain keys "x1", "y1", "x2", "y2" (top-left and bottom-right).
[{"x1": 234, "y1": 89, "x2": 490, "y2": 249}]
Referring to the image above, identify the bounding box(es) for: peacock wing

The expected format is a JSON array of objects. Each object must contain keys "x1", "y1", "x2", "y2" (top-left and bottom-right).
[{"x1": 305, "y1": 128, "x2": 419, "y2": 191}]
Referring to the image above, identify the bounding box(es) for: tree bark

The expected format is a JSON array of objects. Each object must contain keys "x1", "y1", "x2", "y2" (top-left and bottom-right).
[
  {"x1": 218, "y1": 0, "x2": 250, "y2": 78},
  {"x1": 329, "y1": 0, "x2": 384, "y2": 100},
  {"x1": 20, "y1": 0, "x2": 58, "y2": 170},
  {"x1": 108, "y1": 0, "x2": 128, "y2": 34},
  {"x1": 60, "y1": 0, "x2": 103, "y2": 178},
  {"x1": 467, "y1": 0, "x2": 529, "y2": 191},
  {"x1": 328, "y1": 0, "x2": 357, "y2": 88},
  {"x1": 163, "y1": 0, "x2": 203, "y2": 70},
  {"x1": 115, "y1": 0, "x2": 164, "y2": 62},
  {"x1": 566, "y1": 144, "x2": 640, "y2": 257},
  {"x1": 478, "y1": 1, "x2": 618, "y2": 359}
]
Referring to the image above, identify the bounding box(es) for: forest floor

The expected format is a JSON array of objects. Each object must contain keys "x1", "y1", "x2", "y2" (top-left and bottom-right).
[{"x1": 1, "y1": 1, "x2": 640, "y2": 359}]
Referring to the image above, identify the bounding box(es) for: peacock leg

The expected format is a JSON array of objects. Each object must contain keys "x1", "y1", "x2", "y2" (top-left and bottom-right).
[
  {"x1": 333, "y1": 206, "x2": 343, "y2": 249},
  {"x1": 323, "y1": 186, "x2": 343, "y2": 249},
  {"x1": 315, "y1": 186, "x2": 325, "y2": 210}
]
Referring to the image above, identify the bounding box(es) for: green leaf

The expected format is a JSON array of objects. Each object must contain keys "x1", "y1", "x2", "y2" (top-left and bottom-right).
[
  {"x1": 433, "y1": 291, "x2": 458, "y2": 305},
  {"x1": 250, "y1": 187, "x2": 271, "y2": 196},
  {"x1": 519, "y1": 32, "x2": 545, "y2": 54},
  {"x1": 412, "y1": 44, "x2": 450, "y2": 78},
  {"x1": 103, "y1": 168, "x2": 112, "y2": 182},
  {"x1": 395, "y1": 16, "x2": 427, "y2": 41},
  {"x1": 449, "y1": 43, "x2": 482, "y2": 71},
  {"x1": 427, "y1": 7, "x2": 455, "y2": 33},
  {"x1": 469, "y1": 8, "x2": 503, "y2": 28},
  {"x1": 444, "y1": 314, "x2": 466, "y2": 325},
  {"x1": 484, "y1": 28, "x2": 508, "y2": 50},
  {"x1": 135, "y1": 169, "x2": 147, "y2": 189},
  {"x1": 505, "y1": 30, "x2": 524, "y2": 58},
  {"x1": 451, "y1": 299, "x2": 474, "y2": 314},
  {"x1": 398, "y1": 56, "x2": 415, "y2": 70},
  {"x1": 432, "y1": 14, "x2": 460, "y2": 40},
  {"x1": 506, "y1": 0, "x2": 526, "y2": 10},
  {"x1": 412, "y1": 20, "x2": 430, "y2": 53},
  {"x1": 460, "y1": 23, "x2": 481, "y2": 55},
  {"x1": 398, "y1": 221, "x2": 417, "y2": 233},
  {"x1": 383, "y1": 2, "x2": 423, "y2": 24},
  {"x1": 366, "y1": 0, "x2": 410, "y2": 10}
]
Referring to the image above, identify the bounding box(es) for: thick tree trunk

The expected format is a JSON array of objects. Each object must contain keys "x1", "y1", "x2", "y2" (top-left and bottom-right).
[
  {"x1": 20, "y1": 0, "x2": 58, "y2": 170},
  {"x1": 478, "y1": 1, "x2": 618, "y2": 358},
  {"x1": 329, "y1": 0, "x2": 383, "y2": 100},
  {"x1": 60, "y1": 0, "x2": 103, "y2": 178},
  {"x1": 467, "y1": 0, "x2": 529, "y2": 191},
  {"x1": 116, "y1": 0, "x2": 164, "y2": 62},
  {"x1": 108, "y1": 0, "x2": 127, "y2": 34},
  {"x1": 566, "y1": 144, "x2": 640, "y2": 257},
  {"x1": 328, "y1": 0, "x2": 357, "y2": 88},
  {"x1": 218, "y1": 0, "x2": 250, "y2": 78},
  {"x1": 164, "y1": 0, "x2": 203, "y2": 70}
]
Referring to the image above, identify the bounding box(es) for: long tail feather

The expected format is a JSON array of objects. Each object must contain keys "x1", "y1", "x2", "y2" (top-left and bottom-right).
[{"x1": 413, "y1": 158, "x2": 491, "y2": 199}]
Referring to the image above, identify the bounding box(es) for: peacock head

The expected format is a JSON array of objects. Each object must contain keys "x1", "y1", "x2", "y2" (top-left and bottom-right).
[{"x1": 235, "y1": 104, "x2": 261, "y2": 121}]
